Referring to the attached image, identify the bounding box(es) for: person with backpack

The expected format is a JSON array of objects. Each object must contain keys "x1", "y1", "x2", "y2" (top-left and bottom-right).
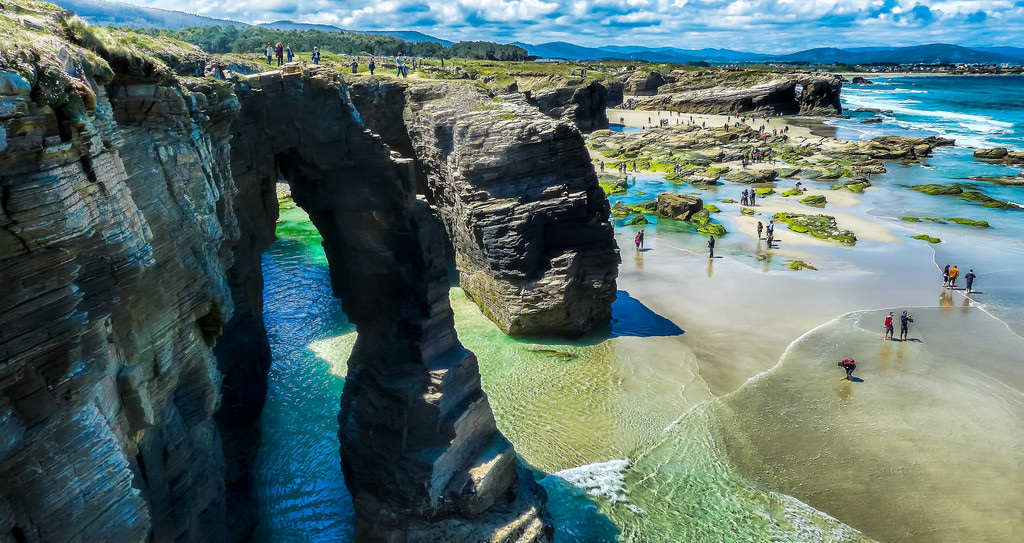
[
  {"x1": 839, "y1": 358, "x2": 856, "y2": 381},
  {"x1": 369, "y1": 57, "x2": 376, "y2": 75},
  {"x1": 883, "y1": 312, "x2": 895, "y2": 340}
]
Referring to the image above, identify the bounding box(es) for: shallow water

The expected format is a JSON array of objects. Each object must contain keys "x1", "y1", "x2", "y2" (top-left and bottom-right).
[{"x1": 253, "y1": 77, "x2": 1024, "y2": 541}]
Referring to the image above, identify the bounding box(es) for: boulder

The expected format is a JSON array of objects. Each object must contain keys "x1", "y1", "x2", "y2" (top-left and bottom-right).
[
  {"x1": 851, "y1": 77, "x2": 873, "y2": 85},
  {"x1": 973, "y1": 147, "x2": 1024, "y2": 164},
  {"x1": 726, "y1": 169, "x2": 778, "y2": 184},
  {"x1": 656, "y1": 192, "x2": 704, "y2": 220}
]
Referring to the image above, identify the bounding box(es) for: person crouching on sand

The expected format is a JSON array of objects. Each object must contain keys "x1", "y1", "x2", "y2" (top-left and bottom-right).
[
  {"x1": 839, "y1": 358, "x2": 856, "y2": 381},
  {"x1": 883, "y1": 312, "x2": 894, "y2": 340}
]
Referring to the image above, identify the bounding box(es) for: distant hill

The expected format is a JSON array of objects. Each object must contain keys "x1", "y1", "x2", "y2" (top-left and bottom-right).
[
  {"x1": 972, "y1": 46, "x2": 1024, "y2": 63},
  {"x1": 778, "y1": 44, "x2": 1019, "y2": 65},
  {"x1": 257, "y1": 20, "x2": 453, "y2": 46},
  {"x1": 52, "y1": 0, "x2": 245, "y2": 29},
  {"x1": 513, "y1": 41, "x2": 703, "y2": 63}
]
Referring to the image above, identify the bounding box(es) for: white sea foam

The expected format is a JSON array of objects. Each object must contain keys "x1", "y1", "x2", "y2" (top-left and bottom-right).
[{"x1": 551, "y1": 458, "x2": 646, "y2": 514}]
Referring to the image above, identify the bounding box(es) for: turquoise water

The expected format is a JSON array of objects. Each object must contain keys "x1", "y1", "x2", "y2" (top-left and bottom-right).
[{"x1": 252, "y1": 77, "x2": 1024, "y2": 541}]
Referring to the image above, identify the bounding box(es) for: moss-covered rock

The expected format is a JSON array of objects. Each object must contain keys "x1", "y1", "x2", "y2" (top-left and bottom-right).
[
  {"x1": 781, "y1": 188, "x2": 802, "y2": 197},
  {"x1": 721, "y1": 198, "x2": 737, "y2": 203},
  {"x1": 912, "y1": 234, "x2": 941, "y2": 243},
  {"x1": 800, "y1": 195, "x2": 826, "y2": 205},
  {"x1": 773, "y1": 212, "x2": 857, "y2": 245},
  {"x1": 755, "y1": 188, "x2": 775, "y2": 196},
  {"x1": 726, "y1": 169, "x2": 778, "y2": 184},
  {"x1": 911, "y1": 184, "x2": 963, "y2": 195},
  {"x1": 601, "y1": 177, "x2": 629, "y2": 196},
  {"x1": 610, "y1": 201, "x2": 630, "y2": 218},
  {"x1": 656, "y1": 192, "x2": 704, "y2": 220},
  {"x1": 787, "y1": 260, "x2": 818, "y2": 271},
  {"x1": 948, "y1": 217, "x2": 990, "y2": 227},
  {"x1": 704, "y1": 204, "x2": 722, "y2": 213},
  {"x1": 776, "y1": 167, "x2": 802, "y2": 178},
  {"x1": 831, "y1": 178, "x2": 871, "y2": 192},
  {"x1": 697, "y1": 222, "x2": 728, "y2": 236},
  {"x1": 626, "y1": 214, "x2": 650, "y2": 225},
  {"x1": 901, "y1": 216, "x2": 945, "y2": 224},
  {"x1": 740, "y1": 207, "x2": 755, "y2": 216}
]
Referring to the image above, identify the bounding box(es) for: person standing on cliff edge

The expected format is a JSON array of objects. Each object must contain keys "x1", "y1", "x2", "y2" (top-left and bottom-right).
[
  {"x1": 275, "y1": 43, "x2": 284, "y2": 66},
  {"x1": 286, "y1": 44, "x2": 293, "y2": 63},
  {"x1": 369, "y1": 57, "x2": 376, "y2": 75},
  {"x1": 265, "y1": 43, "x2": 273, "y2": 65}
]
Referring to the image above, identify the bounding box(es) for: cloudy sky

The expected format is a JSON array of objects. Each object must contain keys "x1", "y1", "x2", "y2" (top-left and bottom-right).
[{"x1": 126, "y1": 0, "x2": 1024, "y2": 52}]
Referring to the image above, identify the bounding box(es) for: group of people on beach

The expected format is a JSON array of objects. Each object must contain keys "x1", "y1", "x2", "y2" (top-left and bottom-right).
[{"x1": 941, "y1": 264, "x2": 977, "y2": 293}]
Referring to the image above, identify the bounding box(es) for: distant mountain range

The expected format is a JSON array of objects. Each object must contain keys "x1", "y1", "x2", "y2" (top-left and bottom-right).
[{"x1": 51, "y1": 0, "x2": 1024, "y2": 65}]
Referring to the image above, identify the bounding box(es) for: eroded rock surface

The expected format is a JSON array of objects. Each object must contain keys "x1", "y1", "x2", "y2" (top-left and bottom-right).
[
  {"x1": 634, "y1": 72, "x2": 843, "y2": 116},
  {"x1": 2, "y1": 4, "x2": 551, "y2": 542}
]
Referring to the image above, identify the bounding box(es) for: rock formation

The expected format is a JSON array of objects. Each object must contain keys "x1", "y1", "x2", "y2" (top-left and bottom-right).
[
  {"x1": 655, "y1": 193, "x2": 704, "y2": 220},
  {"x1": 523, "y1": 80, "x2": 610, "y2": 132},
  {"x1": 635, "y1": 72, "x2": 843, "y2": 116},
  {"x1": 835, "y1": 135, "x2": 955, "y2": 160},
  {"x1": 2, "y1": 4, "x2": 554, "y2": 542},
  {"x1": 973, "y1": 147, "x2": 1024, "y2": 164},
  {"x1": 623, "y1": 70, "x2": 671, "y2": 95}
]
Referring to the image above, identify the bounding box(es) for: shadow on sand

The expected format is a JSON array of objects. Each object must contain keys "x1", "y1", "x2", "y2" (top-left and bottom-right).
[{"x1": 609, "y1": 290, "x2": 685, "y2": 339}]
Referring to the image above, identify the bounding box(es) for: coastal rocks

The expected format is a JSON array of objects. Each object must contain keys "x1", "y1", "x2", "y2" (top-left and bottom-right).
[
  {"x1": 912, "y1": 184, "x2": 963, "y2": 195},
  {"x1": 524, "y1": 80, "x2": 610, "y2": 131},
  {"x1": 656, "y1": 193, "x2": 704, "y2": 220},
  {"x1": 773, "y1": 212, "x2": 857, "y2": 244},
  {"x1": 726, "y1": 169, "x2": 778, "y2": 184},
  {"x1": 851, "y1": 77, "x2": 874, "y2": 85},
  {"x1": 973, "y1": 147, "x2": 1024, "y2": 164},
  {"x1": 837, "y1": 135, "x2": 954, "y2": 160},
  {"x1": 801, "y1": 195, "x2": 827, "y2": 205},
  {"x1": 624, "y1": 70, "x2": 671, "y2": 95},
  {"x1": 832, "y1": 178, "x2": 872, "y2": 192},
  {"x1": 640, "y1": 73, "x2": 842, "y2": 116},
  {"x1": 401, "y1": 83, "x2": 619, "y2": 337}
]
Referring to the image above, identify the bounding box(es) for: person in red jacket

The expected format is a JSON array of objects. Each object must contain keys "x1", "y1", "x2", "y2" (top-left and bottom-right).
[
  {"x1": 883, "y1": 312, "x2": 894, "y2": 341},
  {"x1": 839, "y1": 358, "x2": 856, "y2": 381}
]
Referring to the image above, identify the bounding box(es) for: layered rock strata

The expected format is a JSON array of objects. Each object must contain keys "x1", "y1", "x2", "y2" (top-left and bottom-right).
[
  {"x1": 522, "y1": 80, "x2": 610, "y2": 131},
  {"x1": 633, "y1": 72, "x2": 843, "y2": 116},
  {"x1": 2, "y1": 5, "x2": 552, "y2": 542},
  {"x1": 232, "y1": 67, "x2": 551, "y2": 541},
  {"x1": 351, "y1": 81, "x2": 619, "y2": 337}
]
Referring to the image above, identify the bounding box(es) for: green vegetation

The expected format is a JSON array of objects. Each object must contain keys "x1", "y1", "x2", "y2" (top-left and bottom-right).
[
  {"x1": 948, "y1": 217, "x2": 990, "y2": 227},
  {"x1": 721, "y1": 199, "x2": 737, "y2": 204},
  {"x1": 740, "y1": 207, "x2": 755, "y2": 215},
  {"x1": 913, "y1": 183, "x2": 958, "y2": 194},
  {"x1": 831, "y1": 179, "x2": 871, "y2": 192},
  {"x1": 689, "y1": 208, "x2": 728, "y2": 236},
  {"x1": 781, "y1": 188, "x2": 803, "y2": 197},
  {"x1": 626, "y1": 215, "x2": 650, "y2": 226},
  {"x1": 704, "y1": 204, "x2": 722, "y2": 213},
  {"x1": 773, "y1": 212, "x2": 857, "y2": 245},
  {"x1": 787, "y1": 260, "x2": 818, "y2": 271},
  {"x1": 754, "y1": 188, "x2": 775, "y2": 196},
  {"x1": 912, "y1": 234, "x2": 942, "y2": 243},
  {"x1": 901, "y1": 216, "x2": 945, "y2": 224},
  {"x1": 801, "y1": 195, "x2": 826, "y2": 205}
]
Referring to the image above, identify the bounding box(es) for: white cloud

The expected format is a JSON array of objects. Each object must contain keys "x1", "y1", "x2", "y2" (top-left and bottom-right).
[{"x1": 113, "y1": 1, "x2": 1024, "y2": 51}]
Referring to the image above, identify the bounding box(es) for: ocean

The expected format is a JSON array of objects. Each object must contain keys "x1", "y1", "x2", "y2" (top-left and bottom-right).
[{"x1": 252, "y1": 76, "x2": 1024, "y2": 542}]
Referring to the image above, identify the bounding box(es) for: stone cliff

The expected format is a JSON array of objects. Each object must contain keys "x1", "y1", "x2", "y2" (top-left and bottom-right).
[
  {"x1": 627, "y1": 70, "x2": 843, "y2": 116},
  {"x1": 351, "y1": 80, "x2": 620, "y2": 337},
  {"x1": 2, "y1": 3, "x2": 556, "y2": 542}
]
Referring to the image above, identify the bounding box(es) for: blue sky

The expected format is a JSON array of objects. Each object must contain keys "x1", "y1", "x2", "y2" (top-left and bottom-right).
[{"x1": 129, "y1": 1, "x2": 1024, "y2": 52}]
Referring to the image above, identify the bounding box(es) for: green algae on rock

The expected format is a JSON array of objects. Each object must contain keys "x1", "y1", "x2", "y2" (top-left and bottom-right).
[
  {"x1": 773, "y1": 212, "x2": 857, "y2": 245},
  {"x1": 704, "y1": 204, "x2": 722, "y2": 213},
  {"x1": 781, "y1": 188, "x2": 803, "y2": 197},
  {"x1": 912, "y1": 234, "x2": 942, "y2": 243},
  {"x1": 626, "y1": 214, "x2": 650, "y2": 225},
  {"x1": 754, "y1": 188, "x2": 775, "y2": 196},
  {"x1": 800, "y1": 195, "x2": 826, "y2": 206},
  {"x1": 911, "y1": 184, "x2": 963, "y2": 195},
  {"x1": 787, "y1": 260, "x2": 818, "y2": 271},
  {"x1": 741, "y1": 207, "x2": 755, "y2": 216},
  {"x1": 831, "y1": 178, "x2": 871, "y2": 192},
  {"x1": 949, "y1": 217, "x2": 990, "y2": 227}
]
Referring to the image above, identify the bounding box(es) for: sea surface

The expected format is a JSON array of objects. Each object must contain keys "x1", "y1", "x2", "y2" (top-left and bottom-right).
[{"x1": 253, "y1": 76, "x2": 1024, "y2": 542}]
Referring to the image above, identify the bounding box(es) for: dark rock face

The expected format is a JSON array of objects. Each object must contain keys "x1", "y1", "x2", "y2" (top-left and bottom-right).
[
  {"x1": 2, "y1": 9, "x2": 552, "y2": 542},
  {"x1": 524, "y1": 80, "x2": 610, "y2": 131},
  {"x1": 974, "y1": 147, "x2": 1024, "y2": 164},
  {"x1": 835, "y1": 135, "x2": 955, "y2": 159},
  {"x1": 395, "y1": 83, "x2": 620, "y2": 337},
  {"x1": 232, "y1": 69, "x2": 551, "y2": 541},
  {"x1": 851, "y1": 76, "x2": 873, "y2": 85},
  {"x1": 1, "y1": 46, "x2": 241, "y2": 543},
  {"x1": 641, "y1": 74, "x2": 843, "y2": 116},
  {"x1": 623, "y1": 71, "x2": 670, "y2": 95}
]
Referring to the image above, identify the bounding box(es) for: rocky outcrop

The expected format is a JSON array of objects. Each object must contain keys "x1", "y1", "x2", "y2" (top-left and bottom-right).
[
  {"x1": 973, "y1": 147, "x2": 1024, "y2": 164},
  {"x1": 522, "y1": 80, "x2": 610, "y2": 131},
  {"x1": 640, "y1": 73, "x2": 843, "y2": 116},
  {"x1": 851, "y1": 76, "x2": 873, "y2": 85},
  {"x1": 623, "y1": 70, "x2": 671, "y2": 95},
  {"x1": 656, "y1": 193, "x2": 704, "y2": 220},
  {"x1": 350, "y1": 80, "x2": 620, "y2": 338},
  {"x1": 231, "y1": 68, "x2": 551, "y2": 542},
  {"x1": 402, "y1": 84, "x2": 619, "y2": 337},
  {"x1": 2, "y1": 5, "x2": 552, "y2": 542},
  {"x1": 835, "y1": 135, "x2": 955, "y2": 159}
]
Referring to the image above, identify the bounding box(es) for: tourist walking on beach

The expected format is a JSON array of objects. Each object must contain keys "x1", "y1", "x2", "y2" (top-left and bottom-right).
[
  {"x1": 839, "y1": 358, "x2": 856, "y2": 381},
  {"x1": 965, "y1": 269, "x2": 976, "y2": 293},
  {"x1": 883, "y1": 312, "x2": 895, "y2": 340},
  {"x1": 757, "y1": 221, "x2": 763, "y2": 239},
  {"x1": 639, "y1": 229, "x2": 645, "y2": 250},
  {"x1": 265, "y1": 43, "x2": 273, "y2": 65},
  {"x1": 899, "y1": 310, "x2": 913, "y2": 340},
  {"x1": 275, "y1": 43, "x2": 284, "y2": 66},
  {"x1": 369, "y1": 57, "x2": 376, "y2": 75},
  {"x1": 707, "y1": 234, "x2": 715, "y2": 258},
  {"x1": 948, "y1": 265, "x2": 960, "y2": 289},
  {"x1": 741, "y1": 189, "x2": 749, "y2": 206},
  {"x1": 942, "y1": 264, "x2": 950, "y2": 287},
  {"x1": 286, "y1": 44, "x2": 293, "y2": 62},
  {"x1": 750, "y1": 190, "x2": 756, "y2": 206}
]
